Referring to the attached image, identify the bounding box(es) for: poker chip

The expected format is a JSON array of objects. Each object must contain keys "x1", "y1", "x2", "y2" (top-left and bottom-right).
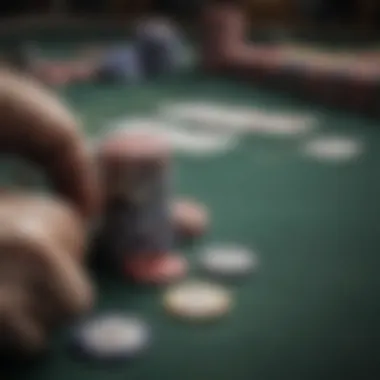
[
  {"x1": 98, "y1": 45, "x2": 142, "y2": 84},
  {"x1": 302, "y1": 136, "x2": 364, "y2": 162},
  {"x1": 98, "y1": 129, "x2": 170, "y2": 163},
  {"x1": 97, "y1": 129, "x2": 171, "y2": 202},
  {"x1": 134, "y1": 18, "x2": 186, "y2": 77},
  {"x1": 71, "y1": 313, "x2": 151, "y2": 360},
  {"x1": 199, "y1": 244, "x2": 259, "y2": 278},
  {"x1": 256, "y1": 114, "x2": 316, "y2": 136},
  {"x1": 107, "y1": 118, "x2": 236, "y2": 156},
  {"x1": 163, "y1": 281, "x2": 232, "y2": 322},
  {"x1": 171, "y1": 198, "x2": 209, "y2": 238},
  {"x1": 125, "y1": 254, "x2": 188, "y2": 284}
]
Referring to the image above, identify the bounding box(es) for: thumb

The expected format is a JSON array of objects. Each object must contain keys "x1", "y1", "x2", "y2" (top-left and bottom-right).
[{"x1": 42, "y1": 245, "x2": 94, "y2": 318}]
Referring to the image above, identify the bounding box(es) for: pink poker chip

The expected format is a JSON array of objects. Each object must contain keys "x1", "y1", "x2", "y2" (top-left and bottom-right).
[{"x1": 125, "y1": 253, "x2": 188, "y2": 284}]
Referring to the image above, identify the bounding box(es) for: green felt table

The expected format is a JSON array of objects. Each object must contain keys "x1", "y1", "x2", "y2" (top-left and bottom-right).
[{"x1": 4, "y1": 73, "x2": 380, "y2": 380}]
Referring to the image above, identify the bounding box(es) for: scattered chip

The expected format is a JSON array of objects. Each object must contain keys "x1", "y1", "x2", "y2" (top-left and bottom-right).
[
  {"x1": 302, "y1": 136, "x2": 364, "y2": 162},
  {"x1": 199, "y1": 244, "x2": 259, "y2": 278},
  {"x1": 160, "y1": 102, "x2": 316, "y2": 136},
  {"x1": 98, "y1": 45, "x2": 143, "y2": 84},
  {"x1": 163, "y1": 281, "x2": 232, "y2": 322},
  {"x1": 171, "y1": 198, "x2": 209, "y2": 239},
  {"x1": 125, "y1": 253, "x2": 188, "y2": 284},
  {"x1": 71, "y1": 313, "x2": 151, "y2": 360},
  {"x1": 160, "y1": 102, "x2": 258, "y2": 132},
  {"x1": 256, "y1": 114, "x2": 316, "y2": 136},
  {"x1": 105, "y1": 118, "x2": 235, "y2": 156}
]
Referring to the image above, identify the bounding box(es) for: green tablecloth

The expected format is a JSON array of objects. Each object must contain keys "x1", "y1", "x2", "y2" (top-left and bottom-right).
[{"x1": 4, "y1": 73, "x2": 380, "y2": 380}]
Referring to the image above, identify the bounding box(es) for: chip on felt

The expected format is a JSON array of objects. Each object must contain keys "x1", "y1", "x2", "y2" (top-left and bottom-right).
[
  {"x1": 199, "y1": 243, "x2": 259, "y2": 278},
  {"x1": 71, "y1": 313, "x2": 151, "y2": 360},
  {"x1": 125, "y1": 253, "x2": 188, "y2": 284},
  {"x1": 302, "y1": 136, "x2": 364, "y2": 162},
  {"x1": 98, "y1": 45, "x2": 143, "y2": 83},
  {"x1": 171, "y1": 198, "x2": 209, "y2": 238},
  {"x1": 134, "y1": 18, "x2": 186, "y2": 77},
  {"x1": 163, "y1": 281, "x2": 232, "y2": 321}
]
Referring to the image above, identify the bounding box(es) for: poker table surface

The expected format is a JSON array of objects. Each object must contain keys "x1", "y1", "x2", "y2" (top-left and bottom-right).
[{"x1": 2, "y1": 46, "x2": 380, "y2": 380}]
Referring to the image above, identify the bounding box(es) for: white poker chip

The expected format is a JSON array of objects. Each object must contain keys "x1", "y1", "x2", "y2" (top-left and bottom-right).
[
  {"x1": 72, "y1": 313, "x2": 151, "y2": 360},
  {"x1": 257, "y1": 115, "x2": 316, "y2": 136},
  {"x1": 302, "y1": 136, "x2": 363, "y2": 162},
  {"x1": 104, "y1": 119, "x2": 235, "y2": 156},
  {"x1": 199, "y1": 244, "x2": 259, "y2": 278},
  {"x1": 163, "y1": 281, "x2": 232, "y2": 321}
]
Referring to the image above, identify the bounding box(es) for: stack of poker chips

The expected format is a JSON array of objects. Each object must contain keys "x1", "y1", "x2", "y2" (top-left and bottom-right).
[{"x1": 95, "y1": 130, "x2": 188, "y2": 284}]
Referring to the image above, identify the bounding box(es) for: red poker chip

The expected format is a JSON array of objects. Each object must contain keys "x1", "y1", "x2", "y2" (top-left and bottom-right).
[
  {"x1": 125, "y1": 254, "x2": 188, "y2": 284},
  {"x1": 171, "y1": 198, "x2": 209, "y2": 239}
]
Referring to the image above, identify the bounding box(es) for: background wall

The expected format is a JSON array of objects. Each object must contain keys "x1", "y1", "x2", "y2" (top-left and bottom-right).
[{"x1": 0, "y1": 0, "x2": 379, "y2": 31}]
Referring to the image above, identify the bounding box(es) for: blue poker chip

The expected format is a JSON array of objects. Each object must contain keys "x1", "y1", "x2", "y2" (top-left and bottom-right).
[
  {"x1": 98, "y1": 45, "x2": 143, "y2": 83},
  {"x1": 134, "y1": 19, "x2": 187, "y2": 77},
  {"x1": 70, "y1": 313, "x2": 151, "y2": 361}
]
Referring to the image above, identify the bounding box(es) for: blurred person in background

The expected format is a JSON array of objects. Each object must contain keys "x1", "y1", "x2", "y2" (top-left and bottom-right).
[{"x1": 0, "y1": 0, "x2": 195, "y2": 85}]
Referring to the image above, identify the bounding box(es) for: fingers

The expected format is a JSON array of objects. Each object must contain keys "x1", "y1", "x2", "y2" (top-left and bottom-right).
[
  {"x1": 0, "y1": 71, "x2": 100, "y2": 219},
  {"x1": 43, "y1": 246, "x2": 94, "y2": 317},
  {"x1": 0, "y1": 289, "x2": 46, "y2": 353},
  {"x1": 48, "y1": 141, "x2": 101, "y2": 220},
  {"x1": 7, "y1": 309, "x2": 46, "y2": 353}
]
